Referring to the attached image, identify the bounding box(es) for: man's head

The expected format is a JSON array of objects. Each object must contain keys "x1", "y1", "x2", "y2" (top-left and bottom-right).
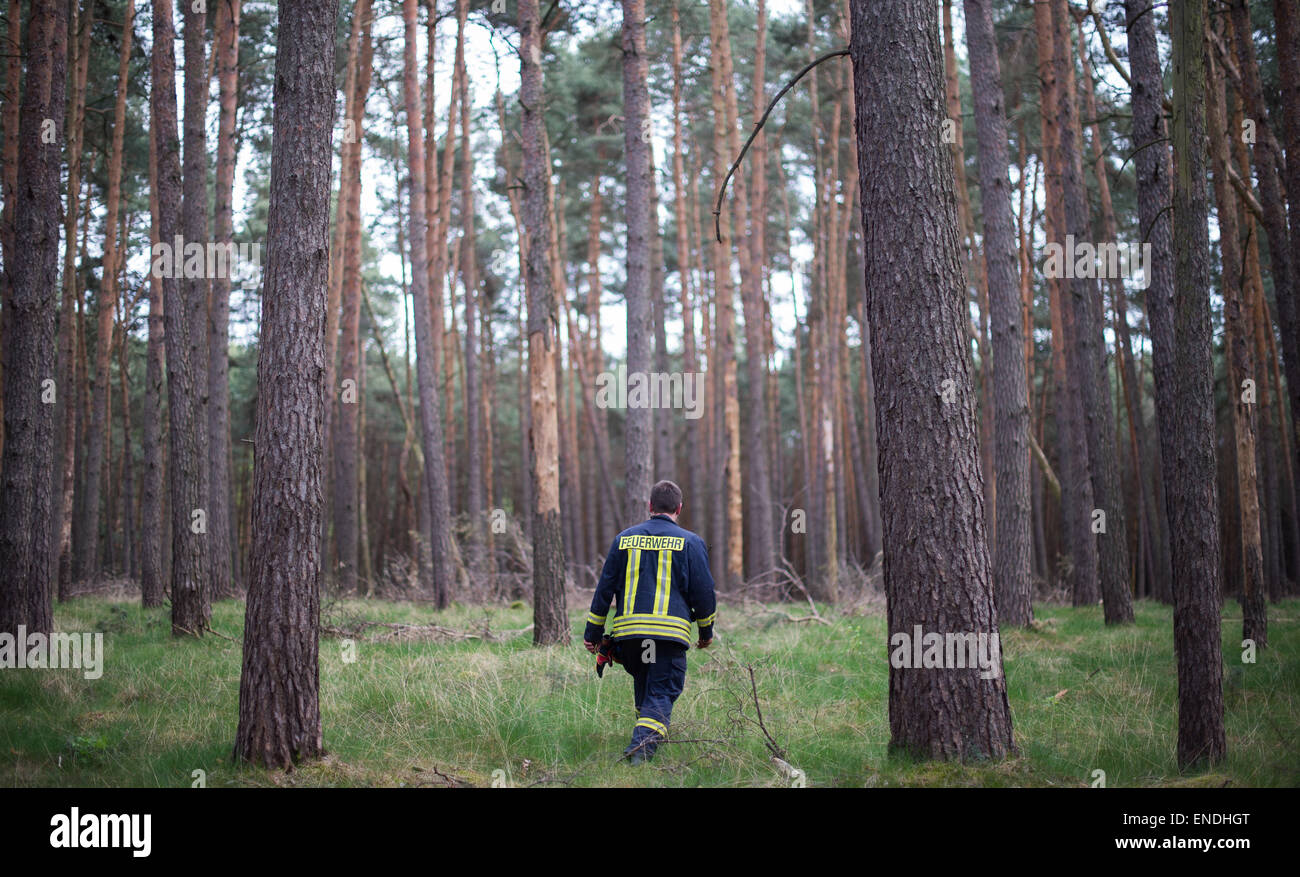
[{"x1": 648, "y1": 479, "x2": 684, "y2": 519}]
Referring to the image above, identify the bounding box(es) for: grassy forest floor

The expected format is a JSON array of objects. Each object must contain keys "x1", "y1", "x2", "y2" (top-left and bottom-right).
[{"x1": 2, "y1": 592, "x2": 1297, "y2": 787}]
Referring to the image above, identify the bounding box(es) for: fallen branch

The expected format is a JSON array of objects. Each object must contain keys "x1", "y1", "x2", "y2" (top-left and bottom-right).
[
  {"x1": 746, "y1": 664, "x2": 786, "y2": 760},
  {"x1": 203, "y1": 624, "x2": 240, "y2": 644}
]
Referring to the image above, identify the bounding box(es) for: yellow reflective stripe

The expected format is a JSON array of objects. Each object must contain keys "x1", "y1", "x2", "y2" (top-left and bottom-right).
[
  {"x1": 611, "y1": 613, "x2": 690, "y2": 632},
  {"x1": 635, "y1": 717, "x2": 668, "y2": 737},
  {"x1": 623, "y1": 548, "x2": 641, "y2": 616},
  {"x1": 655, "y1": 548, "x2": 672, "y2": 615},
  {"x1": 610, "y1": 629, "x2": 691, "y2": 644},
  {"x1": 612, "y1": 625, "x2": 690, "y2": 638},
  {"x1": 695, "y1": 612, "x2": 715, "y2": 627},
  {"x1": 586, "y1": 612, "x2": 607, "y2": 626}
]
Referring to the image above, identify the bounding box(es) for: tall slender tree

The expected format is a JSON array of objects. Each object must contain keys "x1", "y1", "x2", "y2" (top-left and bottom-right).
[
  {"x1": 1051, "y1": 0, "x2": 1132, "y2": 624},
  {"x1": 1168, "y1": 0, "x2": 1226, "y2": 769},
  {"x1": 141, "y1": 98, "x2": 166, "y2": 609},
  {"x1": 622, "y1": 0, "x2": 653, "y2": 528},
  {"x1": 1229, "y1": 0, "x2": 1300, "y2": 532},
  {"x1": 157, "y1": 0, "x2": 210, "y2": 635},
  {"x1": 209, "y1": 0, "x2": 241, "y2": 598},
  {"x1": 400, "y1": 0, "x2": 455, "y2": 607},
  {"x1": 1124, "y1": 0, "x2": 1177, "y2": 607},
  {"x1": 962, "y1": 0, "x2": 1032, "y2": 627},
  {"x1": 334, "y1": 0, "x2": 374, "y2": 594},
  {"x1": 520, "y1": 0, "x2": 569, "y2": 643},
  {"x1": 1208, "y1": 45, "x2": 1267, "y2": 647}
]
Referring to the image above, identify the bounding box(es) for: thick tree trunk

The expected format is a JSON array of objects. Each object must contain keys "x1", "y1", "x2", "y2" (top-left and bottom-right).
[
  {"x1": 850, "y1": 0, "x2": 1013, "y2": 760},
  {"x1": 943, "y1": 0, "x2": 995, "y2": 545},
  {"x1": 0, "y1": 0, "x2": 66, "y2": 637},
  {"x1": 234, "y1": 0, "x2": 338, "y2": 769},
  {"x1": 520, "y1": 0, "x2": 569, "y2": 644},
  {"x1": 963, "y1": 0, "x2": 1032, "y2": 628},
  {"x1": 1168, "y1": 0, "x2": 1226, "y2": 770}
]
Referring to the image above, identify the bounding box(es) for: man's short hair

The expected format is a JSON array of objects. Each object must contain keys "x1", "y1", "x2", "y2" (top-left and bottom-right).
[{"x1": 650, "y1": 480, "x2": 683, "y2": 514}]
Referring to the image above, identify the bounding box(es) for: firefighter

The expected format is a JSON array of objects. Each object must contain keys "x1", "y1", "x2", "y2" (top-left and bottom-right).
[{"x1": 584, "y1": 480, "x2": 717, "y2": 764}]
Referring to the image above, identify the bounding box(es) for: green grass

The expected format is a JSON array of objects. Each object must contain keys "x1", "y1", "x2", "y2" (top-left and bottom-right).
[{"x1": 2, "y1": 596, "x2": 1297, "y2": 787}]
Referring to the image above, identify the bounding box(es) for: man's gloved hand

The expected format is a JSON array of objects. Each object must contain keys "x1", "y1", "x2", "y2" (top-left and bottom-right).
[
  {"x1": 696, "y1": 636, "x2": 713, "y2": 649},
  {"x1": 583, "y1": 639, "x2": 598, "y2": 654}
]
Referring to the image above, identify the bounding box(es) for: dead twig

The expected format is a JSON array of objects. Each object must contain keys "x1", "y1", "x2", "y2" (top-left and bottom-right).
[{"x1": 746, "y1": 664, "x2": 786, "y2": 760}]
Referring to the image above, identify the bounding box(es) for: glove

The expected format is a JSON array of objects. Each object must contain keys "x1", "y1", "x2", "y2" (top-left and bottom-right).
[{"x1": 595, "y1": 635, "x2": 620, "y2": 677}]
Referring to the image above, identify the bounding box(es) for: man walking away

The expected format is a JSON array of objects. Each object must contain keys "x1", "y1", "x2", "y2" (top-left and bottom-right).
[{"x1": 584, "y1": 480, "x2": 717, "y2": 763}]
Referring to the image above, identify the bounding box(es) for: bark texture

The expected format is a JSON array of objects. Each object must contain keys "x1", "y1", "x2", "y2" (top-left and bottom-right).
[
  {"x1": 850, "y1": 0, "x2": 1014, "y2": 760},
  {"x1": 234, "y1": 0, "x2": 339, "y2": 770}
]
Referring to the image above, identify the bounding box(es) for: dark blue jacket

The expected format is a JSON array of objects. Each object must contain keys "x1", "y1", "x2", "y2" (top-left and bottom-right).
[{"x1": 583, "y1": 514, "x2": 716, "y2": 648}]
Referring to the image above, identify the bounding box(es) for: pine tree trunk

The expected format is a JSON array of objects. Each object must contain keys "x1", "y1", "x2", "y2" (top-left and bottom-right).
[
  {"x1": 156, "y1": 0, "x2": 212, "y2": 635},
  {"x1": 67, "y1": 2, "x2": 94, "y2": 585},
  {"x1": 1077, "y1": 16, "x2": 1171, "y2": 603},
  {"x1": 729, "y1": 0, "x2": 776, "y2": 584},
  {"x1": 850, "y1": 0, "x2": 1014, "y2": 760},
  {"x1": 207, "y1": 0, "x2": 238, "y2": 599},
  {"x1": 621, "y1": 0, "x2": 653, "y2": 529},
  {"x1": 456, "y1": 0, "x2": 484, "y2": 569},
  {"x1": 399, "y1": 0, "x2": 454, "y2": 608},
  {"x1": 520, "y1": 0, "x2": 569, "y2": 644},
  {"x1": 1125, "y1": 0, "x2": 1178, "y2": 607},
  {"x1": 141, "y1": 99, "x2": 166, "y2": 609},
  {"x1": 1269, "y1": 0, "x2": 1300, "y2": 539},
  {"x1": 1036, "y1": 0, "x2": 1097, "y2": 605},
  {"x1": 1168, "y1": 0, "x2": 1227, "y2": 770},
  {"x1": 1208, "y1": 47, "x2": 1267, "y2": 647},
  {"x1": 0, "y1": 0, "x2": 19, "y2": 462},
  {"x1": 943, "y1": 0, "x2": 995, "y2": 544},
  {"x1": 1052, "y1": 0, "x2": 1132, "y2": 624},
  {"x1": 234, "y1": 0, "x2": 338, "y2": 768},
  {"x1": 963, "y1": 0, "x2": 1033, "y2": 627},
  {"x1": 0, "y1": 0, "x2": 66, "y2": 637},
  {"x1": 333, "y1": 0, "x2": 373, "y2": 594},
  {"x1": 707, "y1": 0, "x2": 743, "y2": 589}
]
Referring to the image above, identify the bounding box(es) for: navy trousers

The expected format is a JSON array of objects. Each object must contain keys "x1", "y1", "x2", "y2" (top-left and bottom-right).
[{"x1": 615, "y1": 638, "x2": 688, "y2": 758}]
